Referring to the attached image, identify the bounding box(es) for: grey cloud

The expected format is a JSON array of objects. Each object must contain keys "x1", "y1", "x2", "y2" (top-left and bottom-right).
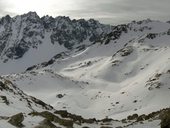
[
  {"x1": 62, "y1": 0, "x2": 170, "y2": 24},
  {"x1": 0, "y1": 0, "x2": 16, "y2": 17},
  {"x1": 0, "y1": 0, "x2": 170, "y2": 25}
]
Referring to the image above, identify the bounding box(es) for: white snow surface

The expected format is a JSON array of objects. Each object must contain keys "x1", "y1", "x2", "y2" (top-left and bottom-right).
[{"x1": 1, "y1": 19, "x2": 170, "y2": 127}]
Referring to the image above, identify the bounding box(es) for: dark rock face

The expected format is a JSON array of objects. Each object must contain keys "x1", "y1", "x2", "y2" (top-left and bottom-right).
[
  {"x1": 8, "y1": 113, "x2": 24, "y2": 127},
  {"x1": 34, "y1": 119, "x2": 58, "y2": 128},
  {"x1": 146, "y1": 33, "x2": 158, "y2": 39},
  {"x1": 160, "y1": 109, "x2": 170, "y2": 128},
  {"x1": 0, "y1": 95, "x2": 9, "y2": 105},
  {"x1": 49, "y1": 18, "x2": 110, "y2": 49},
  {"x1": 119, "y1": 46, "x2": 133, "y2": 56},
  {"x1": 108, "y1": 24, "x2": 128, "y2": 40},
  {"x1": 96, "y1": 24, "x2": 128, "y2": 45},
  {"x1": 6, "y1": 43, "x2": 29, "y2": 59},
  {"x1": 0, "y1": 12, "x2": 112, "y2": 61}
]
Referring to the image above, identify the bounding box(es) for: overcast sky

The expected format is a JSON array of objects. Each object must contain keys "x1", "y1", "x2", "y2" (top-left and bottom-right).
[{"x1": 0, "y1": 0, "x2": 170, "y2": 25}]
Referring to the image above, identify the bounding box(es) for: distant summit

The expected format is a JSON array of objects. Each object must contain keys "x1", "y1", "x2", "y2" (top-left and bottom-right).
[{"x1": 0, "y1": 11, "x2": 112, "y2": 61}]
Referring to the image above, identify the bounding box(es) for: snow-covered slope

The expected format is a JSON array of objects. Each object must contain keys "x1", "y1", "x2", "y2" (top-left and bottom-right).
[
  {"x1": 1, "y1": 15, "x2": 170, "y2": 127},
  {"x1": 1, "y1": 77, "x2": 163, "y2": 128},
  {"x1": 0, "y1": 12, "x2": 112, "y2": 74},
  {"x1": 0, "y1": 77, "x2": 53, "y2": 127}
]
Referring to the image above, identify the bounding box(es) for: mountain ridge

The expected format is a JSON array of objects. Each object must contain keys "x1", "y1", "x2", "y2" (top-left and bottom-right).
[
  {"x1": 0, "y1": 11, "x2": 112, "y2": 61},
  {"x1": 0, "y1": 12, "x2": 170, "y2": 127}
]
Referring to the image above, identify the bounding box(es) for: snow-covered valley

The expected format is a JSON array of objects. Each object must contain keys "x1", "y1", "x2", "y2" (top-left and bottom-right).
[{"x1": 0, "y1": 13, "x2": 170, "y2": 127}]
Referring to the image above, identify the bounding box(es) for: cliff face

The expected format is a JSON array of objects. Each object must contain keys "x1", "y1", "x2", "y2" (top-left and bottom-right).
[{"x1": 0, "y1": 12, "x2": 112, "y2": 61}]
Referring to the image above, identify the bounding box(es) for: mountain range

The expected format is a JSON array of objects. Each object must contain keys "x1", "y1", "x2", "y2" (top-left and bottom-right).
[{"x1": 0, "y1": 12, "x2": 170, "y2": 128}]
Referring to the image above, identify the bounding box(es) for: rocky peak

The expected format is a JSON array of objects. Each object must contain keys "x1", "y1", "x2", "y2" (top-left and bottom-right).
[
  {"x1": 0, "y1": 12, "x2": 112, "y2": 61},
  {"x1": 21, "y1": 11, "x2": 40, "y2": 19},
  {"x1": 41, "y1": 15, "x2": 55, "y2": 29},
  {"x1": 55, "y1": 16, "x2": 71, "y2": 22},
  {"x1": 0, "y1": 15, "x2": 11, "y2": 25}
]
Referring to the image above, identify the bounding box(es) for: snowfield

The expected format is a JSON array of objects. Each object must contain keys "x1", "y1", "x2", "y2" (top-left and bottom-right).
[{"x1": 1, "y1": 15, "x2": 170, "y2": 127}]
